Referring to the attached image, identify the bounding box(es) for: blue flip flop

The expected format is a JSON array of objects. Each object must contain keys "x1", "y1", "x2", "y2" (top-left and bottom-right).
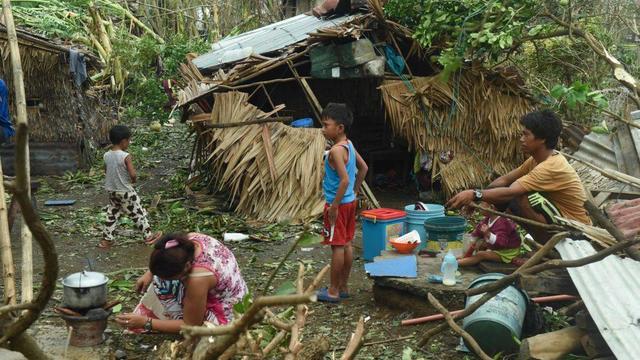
[
  {"x1": 339, "y1": 291, "x2": 350, "y2": 299},
  {"x1": 317, "y1": 288, "x2": 340, "y2": 303}
]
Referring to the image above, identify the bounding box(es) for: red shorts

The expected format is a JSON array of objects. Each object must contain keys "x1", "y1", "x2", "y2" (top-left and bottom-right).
[{"x1": 322, "y1": 201, "x2": 357, "y2": 246}]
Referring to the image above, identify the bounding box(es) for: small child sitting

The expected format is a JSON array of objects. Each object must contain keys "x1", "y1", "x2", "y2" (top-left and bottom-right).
[{"x1": 458, "y1": 202, "x2": 522, "y2": 267}]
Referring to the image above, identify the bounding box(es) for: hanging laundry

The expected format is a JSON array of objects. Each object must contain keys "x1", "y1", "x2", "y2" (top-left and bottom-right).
[{"x1": 69, "y1": 49, "x2": 88, "y2": 87}]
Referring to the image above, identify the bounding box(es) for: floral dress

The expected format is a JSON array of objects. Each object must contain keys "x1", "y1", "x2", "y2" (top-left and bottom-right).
[{"x1": 134, "y1": 233, "x2": 247, "y2": 326}]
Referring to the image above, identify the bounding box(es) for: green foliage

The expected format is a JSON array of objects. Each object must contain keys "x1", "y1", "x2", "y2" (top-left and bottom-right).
[
  {"x1": 116, "y1": 34, "x2": 210, "y2": 123},
  {"x1": 274, "y1": 280, "x2": 296, "y2": 295},
  {"x1": 233, "y1": 293, "x2": 253, "y2": 314},
  {"x1": 297, "y1": 232, "x2": 323, "y2": 247},
  {"x1": 548, "y1": 81, "x2": 610, "y2": 124},
  {"x1": 385, "y1": 0, "x2": 640, "y2": 125},
  {"x1": 386, "y1": 0, "x2": 540, "y2": 74},
  {"x1": 542, "y1": 307, "x2": 571, "y2": 332}
]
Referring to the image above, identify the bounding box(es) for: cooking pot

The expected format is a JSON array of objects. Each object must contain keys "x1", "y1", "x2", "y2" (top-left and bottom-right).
[{"x1": 62, "y1": 271, "x2": 109, "y2": 310}]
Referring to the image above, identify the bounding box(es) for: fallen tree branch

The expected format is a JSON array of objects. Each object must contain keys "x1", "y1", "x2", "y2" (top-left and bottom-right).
[
  {"x1": 262, "y1": 330, "x2": 287, "y2": 357},
  {"x1": 285, "y1": 264, "x2": 308, "y2": 360},
  {"x1": 467, "y1": 203, "x2": 566, "y2": 232},
  {"x1": 466, "y1": 231, "x2": 570, "y2": 297},
  {"x1": 185, "y1": 264, "x2": 328, "y2": 359},
  {"x1": 265, "y1": 309, "x2": 293, "y2": 331},
  {"x1": 525, "y1": 236, "x2": 640, "y2": 274},
  {"x1": 543, "y1": 9, "x2": 640, "y2": 107},
  {"x1": 420, "y1": 204, "x2": 640, "y2": 348},
  {"x1": 340, "y1": 317, "x2": 366, "y2": 360},
  {"x1": 0, "y1": 303, "x2": 36, "y2": 317},
  {"x1": 584, "y1": 101, "x2": 640, "y2": 130},
  {"x1": 333, "y1": 335, "x2": 415, "y2": 351},
  {"x1": 418, "y1": 231, "x2": 569, "y2": 347},
  {"x1": 182, "y1": 294, "x2": 314, "y2": 338},
  {"x1": 428, "y1": 294, "x2": 492, "y2": 360}
]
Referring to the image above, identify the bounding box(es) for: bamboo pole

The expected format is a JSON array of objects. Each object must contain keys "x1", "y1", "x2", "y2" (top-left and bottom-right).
[
  {"x1": 0, "y1": 2, "x2": 58, "y2": 351},
  {"x1": 107, "y1": 0, "x2": 165, "y2": 43},
  {"x1": 0, "y1": 160, "x2": 16, "y2": 306},
  {"x1": 1, "y1": 0, "x2": 32, "y2": 305}
]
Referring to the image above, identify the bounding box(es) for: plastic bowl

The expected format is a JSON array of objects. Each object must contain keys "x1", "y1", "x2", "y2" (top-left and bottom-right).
[{"x1": 389, "y1": 239, "x2": 419, "y2": 254}]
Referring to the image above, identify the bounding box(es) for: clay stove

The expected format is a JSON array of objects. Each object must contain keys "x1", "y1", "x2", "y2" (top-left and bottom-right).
[{"x1": 55, "y1": 302, "x2": 118, "y2": 347}]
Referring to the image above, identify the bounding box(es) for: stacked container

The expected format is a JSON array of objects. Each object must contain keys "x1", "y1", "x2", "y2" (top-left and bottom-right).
[
  {"x1": 403, "y1": 204, "x2": 445, "y2": 250},
  {"x1": 424, "y1": 216, "x2": 467, "y2": 256},
  {"x1": 361, "y1": 208, "x2": 406, "y2": 260}
]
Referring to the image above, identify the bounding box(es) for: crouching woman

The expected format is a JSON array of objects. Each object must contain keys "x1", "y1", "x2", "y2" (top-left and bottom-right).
[{"x1": 116, "y1": 233, "x2": 248, "y2": 333}]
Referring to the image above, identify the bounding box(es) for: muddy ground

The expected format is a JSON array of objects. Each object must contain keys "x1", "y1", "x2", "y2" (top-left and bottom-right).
[{"x1": 16, "y1": 121, "x2": 469, "y2": 359}]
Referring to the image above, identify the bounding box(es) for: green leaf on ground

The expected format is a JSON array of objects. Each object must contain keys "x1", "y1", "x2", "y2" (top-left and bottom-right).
[
  {"x1": 298, "y1": 232, "x2": 322, "y2": 247},
  {"x1": 275, "y1": 281, "x2": 296, "y2": 295},
  {"x1": 111, "y1": 303, "x2": 123, "y2": 313}
]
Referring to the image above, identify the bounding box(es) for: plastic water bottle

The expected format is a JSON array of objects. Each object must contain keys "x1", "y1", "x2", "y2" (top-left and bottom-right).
[{"x1": 441, "y1": 251, "x2": 458, "y2": 286}]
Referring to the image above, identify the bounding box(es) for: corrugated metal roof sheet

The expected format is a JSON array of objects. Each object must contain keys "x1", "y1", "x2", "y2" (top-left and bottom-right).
[
  {"x1": 572, "y1": 132, "x2": 618, "y2": 170},
  {"x1": 556, "y1": 238, "x2": 640, "y2": 360},
  {"x1": 193, "y1": 13, "x2": 354, "y2": 72},
  {"x1": 607, "y1": 198, "x2": 640, "y2": 239}
]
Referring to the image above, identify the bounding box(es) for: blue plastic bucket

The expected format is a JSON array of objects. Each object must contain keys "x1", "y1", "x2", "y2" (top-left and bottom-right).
[
  {"x1": 463, "y1": 273, "x2": 529, "y2": 356},
  {"x1": 403, "y1": 204, "x2": 444, "y2": 250},
  {"x1": 290, "y1": 118, "x2": 313, "y2": 128},
  {"x1": 424, "y1": 216, "x2": 466, "y2": 255}
]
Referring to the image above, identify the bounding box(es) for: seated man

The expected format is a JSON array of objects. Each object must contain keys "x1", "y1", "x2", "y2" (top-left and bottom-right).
[
  {"x1": 446, "y1": 110, "x2": 591, "y2": 243},
  {"x1": 312, "y1": 0, "x2": 366, "y2": 17}
]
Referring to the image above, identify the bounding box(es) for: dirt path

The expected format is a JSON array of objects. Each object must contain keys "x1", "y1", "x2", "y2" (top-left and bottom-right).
[{"x1": 19, "y1": 122, "x2": 464, "y2": 359}]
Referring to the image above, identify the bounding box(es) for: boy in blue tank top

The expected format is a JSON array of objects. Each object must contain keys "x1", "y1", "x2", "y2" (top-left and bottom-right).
[{"x1": 317, "y1": 103, "x2": 368, "y2": 303}]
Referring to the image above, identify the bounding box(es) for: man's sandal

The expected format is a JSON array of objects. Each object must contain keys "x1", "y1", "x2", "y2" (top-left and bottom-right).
[{"x1": 317, "y1": 288, "x2": 340, "y2": 303}]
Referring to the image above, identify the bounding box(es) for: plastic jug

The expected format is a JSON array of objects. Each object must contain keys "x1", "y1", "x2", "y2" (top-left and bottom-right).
[{"x1": 441, "y1": 251, "x2": 458, "y2": 286}]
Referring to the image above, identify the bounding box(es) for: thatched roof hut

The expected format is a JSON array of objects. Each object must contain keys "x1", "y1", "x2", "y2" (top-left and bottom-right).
[
  {"x1": 0, "y1": 25, "x2": 113, "y2": 175},
  {"x1": 177, "y1": 11, "x2": 533, "y2": 221}
]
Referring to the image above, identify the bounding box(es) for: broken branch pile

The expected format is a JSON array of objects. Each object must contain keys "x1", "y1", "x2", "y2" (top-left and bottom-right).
[
  {"x1": 159, "y1": 265, "x2": 366, "y2": 360},
  {"x1": 192, "y1": 91, "x2": 325, "y2": 222}
]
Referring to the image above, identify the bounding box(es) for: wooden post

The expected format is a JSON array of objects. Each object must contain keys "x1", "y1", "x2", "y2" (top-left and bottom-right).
[
  {"x1": 0, "y1": 160, "x2": 16, "y2": 305},
  {"x1": 1, "y1": 0, "x2": 30, "y2": 306}
]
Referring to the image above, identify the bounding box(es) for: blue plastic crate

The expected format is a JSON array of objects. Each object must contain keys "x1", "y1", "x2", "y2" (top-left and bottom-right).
[{"x1": 360, "y1": 208, "x2": 406, "y2": 260}]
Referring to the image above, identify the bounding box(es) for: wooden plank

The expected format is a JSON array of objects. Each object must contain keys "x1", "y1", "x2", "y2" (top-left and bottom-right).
[
  {"x1": 520, "y1": 270, "x2": 579, "y2": 296},
  {"x1": 593, "y1": 191, "x2": 612, "y2": 207},
  {"x1": 519, "y1": 327, "x2": 585, "y2": 360}
]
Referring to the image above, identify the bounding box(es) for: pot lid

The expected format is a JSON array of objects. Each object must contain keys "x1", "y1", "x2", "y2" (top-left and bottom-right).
[{"x1": 62, "y1": 271, "x2": 108, "y2": 288}]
